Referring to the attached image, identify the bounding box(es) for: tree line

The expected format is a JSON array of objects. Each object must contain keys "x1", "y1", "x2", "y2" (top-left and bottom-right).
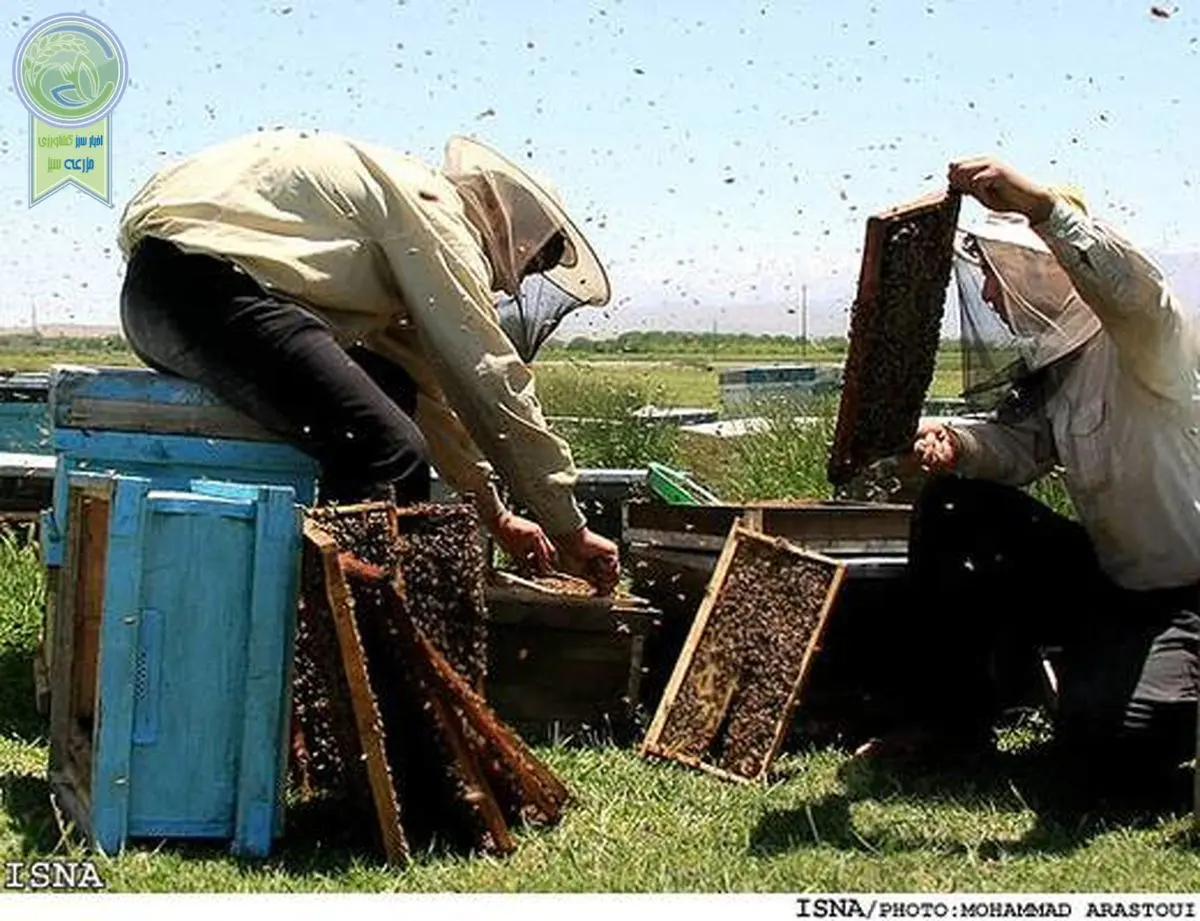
[{"x1": 543, "y1": 331, "x2": 964, "y2": 357}]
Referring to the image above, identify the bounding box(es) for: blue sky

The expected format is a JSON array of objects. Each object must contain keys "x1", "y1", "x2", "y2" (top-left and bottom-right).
[{"x1": 2, "y1": 0, "x2": 1199, "y2": 337}]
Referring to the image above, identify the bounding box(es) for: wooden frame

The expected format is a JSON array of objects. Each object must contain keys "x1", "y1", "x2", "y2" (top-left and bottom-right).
[
  {"x1": 623, "y1": 499, "x2": 912, "y2": 557},
  {"x1": 641, "y1": 519, "x2": 847, "y2": 783},
  {"x1": 301, "y1": 520, "x2": 410, "y2": 865},
  {"x1": 828, "y1": 190, "x2": 962, "y2": 486},
  {"x1": 47, "y1": 472, "x2": 118, "y2": 845},
  {"x1": 294, "y1": 505, "x2": 571, "y2": 860}
]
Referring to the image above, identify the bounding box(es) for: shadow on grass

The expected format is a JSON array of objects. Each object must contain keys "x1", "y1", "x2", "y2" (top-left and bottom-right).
[
  {"x1": 751, "y1": 743, "x2": 1195, "y2": 860},
  {"x1": 0, "y1": 645, "x2": 47, "y2": 743},
  {"x1": 112, "y1": 792, "x2": 509, "y2": 879},
  {"x1": 0, "y1": 772, "x2": 63, "y2": 855}
]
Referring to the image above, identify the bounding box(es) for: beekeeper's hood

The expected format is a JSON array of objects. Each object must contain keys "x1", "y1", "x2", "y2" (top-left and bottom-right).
[
  {"x1": 444, "y1": 136, "x2": 611, "y2": 361},
  {"x1": 953, "y1": 187, "x2": 1102, "y2": 410}
]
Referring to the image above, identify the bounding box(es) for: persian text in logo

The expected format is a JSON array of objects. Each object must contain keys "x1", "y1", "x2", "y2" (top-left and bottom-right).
[{"x1": 12, "y1": 12, "x2": 129, "y2": 207}]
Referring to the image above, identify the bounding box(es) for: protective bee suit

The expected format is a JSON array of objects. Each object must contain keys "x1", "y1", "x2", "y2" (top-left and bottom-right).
[
  {"x1": 118, "y1": 129, "x2": 611, "y2": 541},
  {"x1": 946, "y1": 197, "x2": 1200, "y2": 591},
  {"x1": 888, "y1": 192, "x2": 1200, "y2": 798}
]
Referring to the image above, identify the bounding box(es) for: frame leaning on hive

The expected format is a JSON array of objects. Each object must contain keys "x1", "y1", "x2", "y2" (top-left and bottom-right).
[
  {"x1": 290, "y1": 501, "x2": 570, "y2": 864},
  {"x1": 640, "y1": 517, "x2": 847, "y2": 783},
  {"x1": 827, "y1": 190, "x2": 962, "y2": 492}
]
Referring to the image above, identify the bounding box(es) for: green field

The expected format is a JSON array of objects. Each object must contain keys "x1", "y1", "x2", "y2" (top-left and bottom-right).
[{"x1": 0, "y1": 336, "x2": 1194, "y2": 892}]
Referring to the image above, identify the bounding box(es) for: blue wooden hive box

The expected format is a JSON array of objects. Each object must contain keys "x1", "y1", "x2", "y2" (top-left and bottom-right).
[
  {"x1": 36, "y1": 366, "x2": 319, "y2": 718},
  {"x1": 41, "y1": 365, "x2": 320, "y2": 568},
  {"x1": 0, "y1": 371, "x2": 51, "y2": 454},
  {"x1": 48, "y1": 471, "x2": 301, "y2": 857}
]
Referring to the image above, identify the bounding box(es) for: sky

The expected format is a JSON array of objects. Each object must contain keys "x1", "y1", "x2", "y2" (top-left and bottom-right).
[{"x1": 2, "y1": 0, "x2": 1200, "y2": 338}]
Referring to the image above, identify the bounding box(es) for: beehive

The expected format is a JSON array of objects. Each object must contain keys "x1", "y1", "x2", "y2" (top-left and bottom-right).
[
  {"x1": 47, "y1": 473, "x2": 301, "y2": 857},
  {"x1": 828, "y1": 191, "x2": 962, "y2": 487},
  {"x1": 484, "y1": 571, "x2": 659, "y2": 743},
  {"x1": 37, "y1": 366, "x2": 319, "y2": 717},
  {"x1": 42, "y1": 365, "x2": 319, "y2": 568},
  {"x1": 641, "y1": 520, "x2": 846, "y2": 782}
]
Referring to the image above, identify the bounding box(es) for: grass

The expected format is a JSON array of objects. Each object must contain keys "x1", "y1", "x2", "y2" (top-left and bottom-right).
[
  {"x1": 0, "y1": 341, "x2": 1192, "y2": 891},
  {"x1": 1, "y1": 521, "x2": 1197, "y2": 891},
  {"x1": 536, "y1": 358, "x2": 721, "y2": 413}
]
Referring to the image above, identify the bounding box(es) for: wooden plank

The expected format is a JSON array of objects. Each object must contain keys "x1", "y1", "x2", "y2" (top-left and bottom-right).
[
  {"x1": 90, "y1": 476, "x2": 152, "y2": 855},
  {"x1": 415, "y1": 624, "x2": 570, "y2": 819},
  {"x1": 641, "y1": 517, "x2": 745, "y2": 757},
  {"x1": 404, "y1": 630, "x2": 516, "y2": 856},
  {"x1": 61, "y1": 398, "x2": 281, "y2": 443},
  {"x1": 48, "y1": 478, "x2": 112, "y2": 783},
  {"x1": 623, "y1": 500, "x2": 912, "y2": 553},
  {"x1": 49, "y1": 760, "x2": 94, "y2": 844},
  {"x1": 305, "y1": 520, "x2": 410, "y2": 866},
  {"x1": 827, "y1": 190, "x2": 961, "y2": 486},
  {"x1": 641, "y1": 522, "x2": 846, "y2": 783},
  {"x1": 234, "y1": 485, "x2": 301, "y2": 857},
  {"x1": 72, "y1": 494, "x2": 110, "y2": 721}
]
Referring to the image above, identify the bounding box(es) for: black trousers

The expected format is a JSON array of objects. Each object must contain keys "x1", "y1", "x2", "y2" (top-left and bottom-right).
[
  {"x1": 904, "y1": 475, "x2": 1199, "y2": 776},
  {"x1": 119, "y1": 237, "x2": 431, "y2": 505}
]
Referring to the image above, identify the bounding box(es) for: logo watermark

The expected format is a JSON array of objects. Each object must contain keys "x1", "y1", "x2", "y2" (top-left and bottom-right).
[
  {"x1": 4, "y1": 859, "x2": 105, "y2": 891},
  {"x1": 12, "y1": 12, "x2": 129, "y2": 207}
]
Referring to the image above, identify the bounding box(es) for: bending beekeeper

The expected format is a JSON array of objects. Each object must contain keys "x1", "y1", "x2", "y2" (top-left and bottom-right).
[
  {"x1": 117, "y1": 129, "x2": 620, "y2": 593},
  {"x1": 866, "y1": 157, "x2": 1200, "y2": 802}
]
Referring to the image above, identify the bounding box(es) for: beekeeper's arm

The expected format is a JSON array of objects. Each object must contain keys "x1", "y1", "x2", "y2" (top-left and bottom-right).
[
  {"x1": 948, "y1": 156, "x2": 1186, "y2": 397},
  {"x1": 1032, "y1": 198, "x2": 1187, "y2": 397},
  {"x1": 363, "y1": 188, "x2": 587, "y2": 539},
  {"x1": 360, "y1": 323, "x2": 507, "y2": 527},
  {"x1": 942, "y1": 412, "x2": 1058, "y2": 487}
]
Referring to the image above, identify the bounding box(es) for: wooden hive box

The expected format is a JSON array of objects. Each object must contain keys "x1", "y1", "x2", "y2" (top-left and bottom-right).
[
  {"x1": 48, "y1": 472, "x2": 301, "y2": 857},
  {"x1": 42, "y1": 365, "x2": 319, "y2": 568},
  {"x1": 484, "y1": 572, "x2": 659, "y2": 743},
  {"x1": 827, "y1": 191, "x2": 962, "y2": 488},
  {"x1": 0, "y1": 371, "x2": 50, "y2": 454},
  {"x1": 38, "y1": 365, "x2": 319, "y2": 715}
]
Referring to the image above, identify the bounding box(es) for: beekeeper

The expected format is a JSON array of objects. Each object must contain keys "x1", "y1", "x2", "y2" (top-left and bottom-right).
[
  {"x1": 117, "y1": 129, "x2": 620, "y2": 593},
  {"x1": 873, "y1": 157, "x2": 1200, "y2": 799}
]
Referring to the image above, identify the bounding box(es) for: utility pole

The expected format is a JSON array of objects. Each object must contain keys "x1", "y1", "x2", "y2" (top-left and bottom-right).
[
  {"x1": 30, "y1": 296, "x2": 39, "y2": 338},
  {"x1": 801, "y1": 284, "x2": 808, "y2": 357}
]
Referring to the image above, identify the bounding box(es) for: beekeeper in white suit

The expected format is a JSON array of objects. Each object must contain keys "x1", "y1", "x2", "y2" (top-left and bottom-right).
[
  {"x1": 862, "y1": 157, "x2": 1200, "y2": 806},
  {"x1": 118, "y1": 130, "x2": 621, "y2": 593}
]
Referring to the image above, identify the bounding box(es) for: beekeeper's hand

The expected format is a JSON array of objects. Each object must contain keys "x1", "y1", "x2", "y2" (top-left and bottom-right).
[
  {"x1": 491, "y1": 510, "x2": 556, "y2": 576},
  {"x1": 554, "y1": 526, "x2": 621, "y2": 595},
  {"x1": 948, "y1": 157, "x2": 1056, "y2": 225},
  {"x1": 913, "y1": 422, "x2": 960, "y2": 474}
]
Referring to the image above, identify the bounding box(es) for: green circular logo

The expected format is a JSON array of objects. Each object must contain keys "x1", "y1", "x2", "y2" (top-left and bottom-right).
[{"x1": 13, "y1": 13, "x2": 128, "y2": 128}]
